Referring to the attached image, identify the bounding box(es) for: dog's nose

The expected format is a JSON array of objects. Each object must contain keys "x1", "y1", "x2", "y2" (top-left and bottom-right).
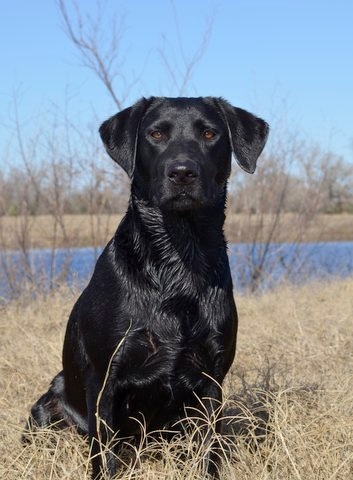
[{"x1": 167, "y1": 161, "x2": 199, "y2": 185}]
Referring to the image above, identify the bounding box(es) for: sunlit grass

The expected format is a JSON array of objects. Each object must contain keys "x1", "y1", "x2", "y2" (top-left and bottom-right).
[{"x1": 1, "y1": 279, "x2": 353, "y2": 479}]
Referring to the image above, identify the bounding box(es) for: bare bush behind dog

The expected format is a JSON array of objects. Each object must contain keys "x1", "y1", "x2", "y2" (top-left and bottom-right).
[
  {"x1": 1, "y1": 0, "x2": 353, "y2": 297},
  {"x1": 0, "y1": 0, "x2": 212, "y2": 296},
  {"x1": 227, "y1": 110, "x2": 353, "y2": 291}
]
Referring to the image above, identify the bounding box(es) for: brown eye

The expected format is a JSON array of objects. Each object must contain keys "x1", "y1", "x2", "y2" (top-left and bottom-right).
[
  {"x1": 203, "y1": 129, "x2": 216, "y2": 140},
  {"x1": 150, "y1": 130, "x2": 163, "y2": 140}
]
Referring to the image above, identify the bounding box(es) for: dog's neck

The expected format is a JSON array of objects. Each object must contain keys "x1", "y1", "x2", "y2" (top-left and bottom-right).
[
  {"x1": 116, "y1": 194, "x2": 229, "y2": 282},
  {"x1": 133, "y1": 194, "x2": 225, "y2": 242}
]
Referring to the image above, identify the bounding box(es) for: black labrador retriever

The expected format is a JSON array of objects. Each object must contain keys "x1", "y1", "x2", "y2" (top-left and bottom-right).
[{"x1": 26, "y1": 97, "x2": 268, "y2": 478}]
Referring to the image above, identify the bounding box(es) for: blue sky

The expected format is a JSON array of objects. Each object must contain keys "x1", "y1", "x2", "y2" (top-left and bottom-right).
[{"x1": 1, "y1": 0, "x2": 353, "y2": 164}]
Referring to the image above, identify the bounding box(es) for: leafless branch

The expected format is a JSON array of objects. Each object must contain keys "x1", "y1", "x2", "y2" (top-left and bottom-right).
[
  {"x1": 158, "y1": 0, "x2": 214, "y2": 96},
  {"x1": 57, "y1": 0, "x2": 128, "y2": 110}
]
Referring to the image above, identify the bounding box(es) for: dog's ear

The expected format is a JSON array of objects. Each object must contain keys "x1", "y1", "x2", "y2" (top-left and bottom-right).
[
  {"x1": 99, "y1": 97, "x2": 153, "y2": 178},
  {"x1": 216, "y1": 98, "x2": 269, "y2": 174}
]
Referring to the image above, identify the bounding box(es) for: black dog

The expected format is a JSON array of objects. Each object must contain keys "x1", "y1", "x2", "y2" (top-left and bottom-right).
[{"x1": 26, "y1": 97, "x2": 268, "y2": 478}]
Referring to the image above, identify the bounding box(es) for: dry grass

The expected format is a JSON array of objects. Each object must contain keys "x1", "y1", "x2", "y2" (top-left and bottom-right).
[
  {"x1": 0, "y1": 214, "x2": 123, "y2": 250},
  {"x1": 0, "y1": 212, "x2": 352, "y2": 250},
  {"x1": 1, "y1": 279, "x2": 353, "y2": 479},
  {"x1": 225, "y1": 212, "x2": 353, "y2": 243}
]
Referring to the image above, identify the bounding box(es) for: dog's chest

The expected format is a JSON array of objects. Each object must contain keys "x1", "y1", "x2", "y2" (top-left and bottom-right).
[{"x1": 115, "y1": 287, "x2": 226, "y2": 388}]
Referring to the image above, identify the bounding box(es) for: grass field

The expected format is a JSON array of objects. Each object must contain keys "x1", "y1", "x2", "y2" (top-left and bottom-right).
[
  {"x1": 1, "y1": 278, "x2": 352, "y2": 479},
  {"x1": 0, "y1": 212, "x2": 352, "y2": 250}
]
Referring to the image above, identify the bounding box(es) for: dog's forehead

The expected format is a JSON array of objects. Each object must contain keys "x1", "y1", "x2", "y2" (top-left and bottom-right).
[{"x1": 142, "y1": 97, "x2": 222, "y2": 126}]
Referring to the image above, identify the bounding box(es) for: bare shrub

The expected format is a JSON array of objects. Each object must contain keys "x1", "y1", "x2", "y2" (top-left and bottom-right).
[
  {"x1": 0, "y1": 0, "x2": 214, "y2": 299},
  {"x1": 226, "y1": 116, "x2": 353, "y2": 291}
]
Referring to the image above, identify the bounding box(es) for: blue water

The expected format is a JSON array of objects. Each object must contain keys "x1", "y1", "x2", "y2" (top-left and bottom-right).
[
  {"x1": 228, "y1": 242, "x2": 353, "y2": 290},
  {"x1": 0, "y1": 242, "x2": 352, "y2": 299}
]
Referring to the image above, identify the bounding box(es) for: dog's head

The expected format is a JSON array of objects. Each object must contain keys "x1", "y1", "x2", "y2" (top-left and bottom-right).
[{"x1": 99, "y1": 97, "x2": 269, "y2": 211}]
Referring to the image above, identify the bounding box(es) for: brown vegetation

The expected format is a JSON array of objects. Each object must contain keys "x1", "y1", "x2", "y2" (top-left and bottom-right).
[
  {"x1": 0, "y1": 212, "x2": 352, "y2": 251},
  {"x1": 1, "y1": 210, "x2": 351, "y2": 296},
  {"x1": 0, "y1": 214, "x2": 123, "y2": 250},
  {"x1": 225, "y1": 212, "x2": 353, "y2": 243},
  {"x1": 1, "y1": 278, "x2": 352, "y2": 479}
]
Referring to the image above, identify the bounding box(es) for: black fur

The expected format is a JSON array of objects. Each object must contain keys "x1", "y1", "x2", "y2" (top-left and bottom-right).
[{"x1": 26, "y1": 97, "x2": 268, "y2": 478}]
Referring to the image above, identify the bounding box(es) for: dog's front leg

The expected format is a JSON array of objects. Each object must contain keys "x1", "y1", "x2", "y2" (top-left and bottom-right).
[
  {"x1": 87, "y1": 376, "x2": 118, "y2": 480},
  {"x1": 193, "y1": 382, "x2": 224, "y2": 479}
]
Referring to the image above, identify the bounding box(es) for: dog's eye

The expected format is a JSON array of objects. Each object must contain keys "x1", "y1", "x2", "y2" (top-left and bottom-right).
[
  {"x1": 202, "y1": 129, "x2": 216, "y2": 140},
  {"x1": 150, "y1": 130, "x2": 164, "y2": 140}
]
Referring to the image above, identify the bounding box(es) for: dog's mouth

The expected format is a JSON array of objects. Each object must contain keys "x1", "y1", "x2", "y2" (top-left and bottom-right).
[{"x1": 160, "y1": 190, "x2": 203, "y2": 211}]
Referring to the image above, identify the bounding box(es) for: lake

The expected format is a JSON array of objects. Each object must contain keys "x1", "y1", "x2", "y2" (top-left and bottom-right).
[{"x1": 1, "y1": 241, "x2": 352, "y2": 299}]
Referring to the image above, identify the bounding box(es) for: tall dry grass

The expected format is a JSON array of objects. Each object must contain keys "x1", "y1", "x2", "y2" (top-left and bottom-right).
[
  {"x1": 0, "y1": 213, "x2": 352, "y2": 250},
  {"x1": 1, "y1": 278, "x2": 353, "y2": 479}
]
